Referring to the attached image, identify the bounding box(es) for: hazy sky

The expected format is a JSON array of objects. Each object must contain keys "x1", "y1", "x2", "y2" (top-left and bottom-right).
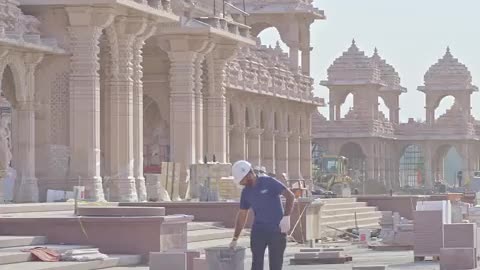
[{"x1": 259, "y1": 0, "x2": 480, "y2": 122}]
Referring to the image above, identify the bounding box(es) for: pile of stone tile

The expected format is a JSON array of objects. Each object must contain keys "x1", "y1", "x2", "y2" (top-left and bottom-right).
[
  {"x1": 440, "y1": 223, "x2": 478, "y2": 270},
  {"x1": 375, "y1": 211, "x2": 414, "y2": 249},
  {"x1": 290, "y1": 247, "x2": 352, "y2": 265},
  {"x1": 413, "y1": 201, "x2": 453, "y2": 260}
]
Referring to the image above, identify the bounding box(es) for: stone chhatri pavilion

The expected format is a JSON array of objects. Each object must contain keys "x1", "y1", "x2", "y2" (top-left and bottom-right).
[
  {"x1": 0, "y1": 0, "x2": 324, "y2": 203},
  {"x1": 314, "y1": 41, "x2": 480, "y2": 191}
]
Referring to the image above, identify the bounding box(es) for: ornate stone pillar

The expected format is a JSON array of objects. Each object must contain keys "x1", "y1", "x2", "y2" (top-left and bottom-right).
[
  {"x1": 132, "y1": 22, "x2": 156, "y2": 202},
  {"x1": 247, "y1": 128, "x2": 262, "y2": 167},
  {"x1": 275, "y1": 132, "x2": 289, "y2": 176},
  {"x1": 205, "y1": 45, "x2": 238, "y2": 163},
  {"x1": 288, "y1": 132, "x2": 301, "y2": 179},
  {"x1": 66, "y1": 7, "x2": 114, "y2": 201},
  {"x1": 300, "y1": 135, "x2": 312, "y2": 180},
  {"x1": 230, "y1": 125, "x2": 246, "y2": 163},
  {"x1": 14, "y1": 54, "x2": 43, "y2": 202},
  {"x1": 107, "y1": 17, "x2": 146, "y2": 202},
  {"x1": 301, "y1": 47, "x2": 311, "y2": 76},
  {"x1": 168, "y1": 50, "x2": 197, "y2": 186},
  {"x1": 194, "y1": 43, "x2": 214, "y2": 163},
  {"x1": 262, "y1": 130, "x2": 275, "y2": 174},
  {"x1": 157, "y1": 36, "x2": 210, "y2": 198},
  {"x1": 329, "y1": 102, "x2": 335, "y2": 121},
  {"x1": 424, "y1": 144, "x2": 433, "y2": 188}
]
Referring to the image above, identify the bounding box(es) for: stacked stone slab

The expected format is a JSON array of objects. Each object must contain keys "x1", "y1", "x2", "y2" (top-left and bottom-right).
[
  {"x1": 291, "y1": 247, "x2": 352, "y2": 265},
  {"x1": 413, "y1": 200, "x2": 452, "y2": 259},
  {"x1": 440, "y1": 223, "x2": 478, "y2": 270},
  {"x1": 190, "y1": 163, "x2": 232, "y2": 201},
  {"x1": 379, "y1": 211, "x2": 413, "y2": 246},
  {"x1": 145, "y1": 162, "x2": 183, "y2": 202},
  {"x1": 413, "y1": 210, "x2": 444, "y2": 259}
]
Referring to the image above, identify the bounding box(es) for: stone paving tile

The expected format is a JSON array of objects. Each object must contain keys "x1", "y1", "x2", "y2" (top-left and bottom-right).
[{"x1": 242, "y1": 243, "x2": 440, "y2": 270}]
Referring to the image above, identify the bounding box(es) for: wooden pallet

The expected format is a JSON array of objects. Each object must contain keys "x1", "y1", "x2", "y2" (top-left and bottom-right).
[
  {"x1": 290, "y1": 256, "x2": 352, "y2": 265},
  {"x1": 368, "y1": 244, "x2": 413, "y2": 251}
]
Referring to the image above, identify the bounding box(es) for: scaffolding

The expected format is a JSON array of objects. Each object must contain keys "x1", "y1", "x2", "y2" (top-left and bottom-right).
[{"x1": 399, "y1": 145, "x2": 424, "y2": 187}]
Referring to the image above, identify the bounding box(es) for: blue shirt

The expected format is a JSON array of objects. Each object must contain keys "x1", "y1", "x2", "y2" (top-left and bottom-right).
[{"x1": 239, "y1": 176, "x2": 286, "y2": 232}]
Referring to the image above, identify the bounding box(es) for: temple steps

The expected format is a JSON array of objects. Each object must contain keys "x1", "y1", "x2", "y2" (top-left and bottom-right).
[
  {"x1": 0, "y1": 236, "x2": 141, "y2": 270},
  {"x1": 316, "y1": 198, "x2": 382, "y2": 238},
  {"x1": 0, "y1": 236, "x2": 47, "y2": 248}
]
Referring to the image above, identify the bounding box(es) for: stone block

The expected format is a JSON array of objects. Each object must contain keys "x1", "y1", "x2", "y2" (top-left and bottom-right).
[
  {"x1": 294, "y1": 251, "x2": 342, "y2": 259},
  {"x1": 149, "y1": 251, "x2": 187, "y2": 270},
  {"x1": 440, "y1": 248, "x2": 476, "y2": 270},
  {"x1": 352, "y1": 266, "x2": 387, "y2": 270},
  {"x1": 317, "y1": 251, "x2": 343, "y2": 259},
  {"x1": 192, "y1": 257, "x2": 208, "y2": 270},
  {"x1": 299, "y1": 248, "x2": 344, "y2": 252},
  {"x1": 186, "y1": 250, "x2": 201, "y2": 270},
  {"x1": 294, "y1": 252, "x2": 318, "y2": 259}
]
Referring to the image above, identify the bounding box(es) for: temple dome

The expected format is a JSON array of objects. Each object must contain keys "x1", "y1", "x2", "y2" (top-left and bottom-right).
[
  {"x1": 371, "y1": 48, "x2": 405, "y2": 92},
  {"x1": 326, "y1": 40, "x2": 381, "y2": 85},
  {"x1": 423, "y1": 47, "x2": 473, "y2": 91}
]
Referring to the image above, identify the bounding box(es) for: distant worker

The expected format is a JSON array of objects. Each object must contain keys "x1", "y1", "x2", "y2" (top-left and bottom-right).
[{"x1": 229, "y1": 160, "x2": 295, "y2": 270}]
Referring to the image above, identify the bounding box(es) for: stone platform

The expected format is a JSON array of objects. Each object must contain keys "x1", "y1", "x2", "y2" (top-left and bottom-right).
[{"x1": 0, "y1": 205, "x2": 192, "y2": 256}]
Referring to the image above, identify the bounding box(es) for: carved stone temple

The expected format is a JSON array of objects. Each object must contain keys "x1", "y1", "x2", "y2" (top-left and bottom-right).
[
  {"x1": 313, "y1": 42, "x2": 480, "y2": 192},
  {"x1": 0, "y1": 0, "x2": 323, "y2": 203}
]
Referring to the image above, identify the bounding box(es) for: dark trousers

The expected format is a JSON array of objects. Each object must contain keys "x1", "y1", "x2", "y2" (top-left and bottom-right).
[{"x1": 250, "y1": 230, "x2": 286, "y2": 270}]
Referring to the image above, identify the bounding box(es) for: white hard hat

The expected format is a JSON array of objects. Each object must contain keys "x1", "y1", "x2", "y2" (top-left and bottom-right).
[{"x1": 232, "y1": 160, "x2": 252, "y2": 185}]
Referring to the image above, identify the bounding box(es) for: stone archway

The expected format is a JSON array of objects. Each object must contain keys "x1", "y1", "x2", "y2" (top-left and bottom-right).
[
  {"x1": 143, "y1": 94, "x2": 170, "y2": 168},
  {"x1": 0, "y1": 65, "x2": 16, "y2": 202},
  {"x1": 0, "y1": 53, "x2": 40, "y2": 203},
  {"x1": 433, "y1": 143, "x2": 463, "y2": 186},
  {"x1": 398, "y1": 144, "x2": 424, "y2": 187},
  {"x1": 339, "y1": 142, "x2": 367, "y2": 182}
]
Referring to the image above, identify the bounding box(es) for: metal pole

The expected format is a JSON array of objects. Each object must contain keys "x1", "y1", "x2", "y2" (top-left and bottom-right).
[
  {"x1": 223, "y1": 0, "x2": 225, "y2": 18},
  {"x1": 243, "y1": 0, "x2": 246, "y2": 24},
  {"x1": 213, "y1": 0, "x2": 216, "y2": 17}
]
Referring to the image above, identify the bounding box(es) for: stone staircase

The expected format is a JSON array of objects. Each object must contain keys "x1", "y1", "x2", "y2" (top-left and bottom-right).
[
  {"x1": 316, "y1": 197, "x2": 382, "y2": 238},
  {"x1": 0, "y1": 236, "x2": 142, "y2": 270},
  {"x1": 187, "y1": 222, "x2": 249, "y2": 251}
]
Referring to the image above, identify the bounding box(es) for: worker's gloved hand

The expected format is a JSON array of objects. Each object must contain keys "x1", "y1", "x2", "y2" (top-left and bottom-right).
[
  {"x1": 279, "y1": 215, "x2": 291, "y2": 233},
  {"x1": 229, "y1": 239, "x2": 237, "y2": 249}
]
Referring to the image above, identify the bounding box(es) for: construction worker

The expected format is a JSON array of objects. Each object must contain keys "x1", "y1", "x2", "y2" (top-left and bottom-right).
[{"x1": 229, "y1": 160, "x2": 295, "y2": 270}]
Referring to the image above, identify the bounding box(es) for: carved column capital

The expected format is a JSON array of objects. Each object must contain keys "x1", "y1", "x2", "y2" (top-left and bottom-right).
[
  {"x1": 247, "y1": 127, "x2": 264, "y2": 136},
  {"x1": 65, "y1": 7, "x2": 115, "y2": 28}
]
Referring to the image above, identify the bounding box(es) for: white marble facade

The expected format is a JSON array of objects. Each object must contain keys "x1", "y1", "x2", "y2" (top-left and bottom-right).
[{"x1": 0, "y1": 0, "x2": 323, "y2": 202}]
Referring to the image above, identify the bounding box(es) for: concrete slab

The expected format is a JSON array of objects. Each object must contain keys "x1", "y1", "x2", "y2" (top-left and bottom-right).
[{"x1": 150, "y1": 252, "x2": 186, "y2": 270}]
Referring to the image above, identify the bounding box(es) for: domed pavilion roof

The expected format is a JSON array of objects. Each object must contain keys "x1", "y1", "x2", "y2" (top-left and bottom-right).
[
  {"x1": 325, "y1": 40, "x2": 381, "y2": 85},
  {"x1": 371, "y1": 48, "x2": 406, "y2": 92},
  {"x1": 421, "y1": 47, "x2": 476, "y2": 92}
]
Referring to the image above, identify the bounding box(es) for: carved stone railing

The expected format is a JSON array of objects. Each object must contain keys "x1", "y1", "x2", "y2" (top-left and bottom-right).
[
  {"x1": 195, "y1": 17, "x2": 250, "y2": 38},
  {"x1": 0, "y1": 0, "x2": 59, "y2": 49},
  {"x1": 395, "y1": 121, "x2": 477, "y2": 138},
  {"x1": 226, "y1": 42, "x2": 323, "y2": 105},
  {"x1": 312, "y1": 119, "x2": 395, "y2": 138},
  {"x1": 232, "y1": 0, "x2": 325, "y2": 18},
  {"x1": 134, "y1": 0, "x2": 171, "y2": 11}
]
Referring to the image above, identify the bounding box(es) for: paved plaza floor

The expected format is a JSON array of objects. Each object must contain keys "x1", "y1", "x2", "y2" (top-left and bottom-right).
[{"x1": 242, "y1": 242, "x2": 440, "y2": 270}]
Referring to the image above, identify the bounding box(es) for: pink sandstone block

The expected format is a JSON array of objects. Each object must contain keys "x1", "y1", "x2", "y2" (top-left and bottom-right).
[
  {"x1": 192, "y1": 257, "x2": 208, "y2": 270},
  {"x1": 440, "y1": 248, "x2": 476, "y2": 270},
  {"x1": 443, "y1": 223, "x2": 476, "y2": 248},
  {"x1": 150, "y1": 251, "x2": 187, "y2": 270},
  {"x1": 186, "y1": 250, "x2": 201, "y2": 270},
  {"x1": 352, "y1": 266, "x2": 386, "y2": 270}
]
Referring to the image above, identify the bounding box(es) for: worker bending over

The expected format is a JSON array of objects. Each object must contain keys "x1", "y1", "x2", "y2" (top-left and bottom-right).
[{"x1": 229, "y1": 160, "x2": 295, "y2": 270}]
